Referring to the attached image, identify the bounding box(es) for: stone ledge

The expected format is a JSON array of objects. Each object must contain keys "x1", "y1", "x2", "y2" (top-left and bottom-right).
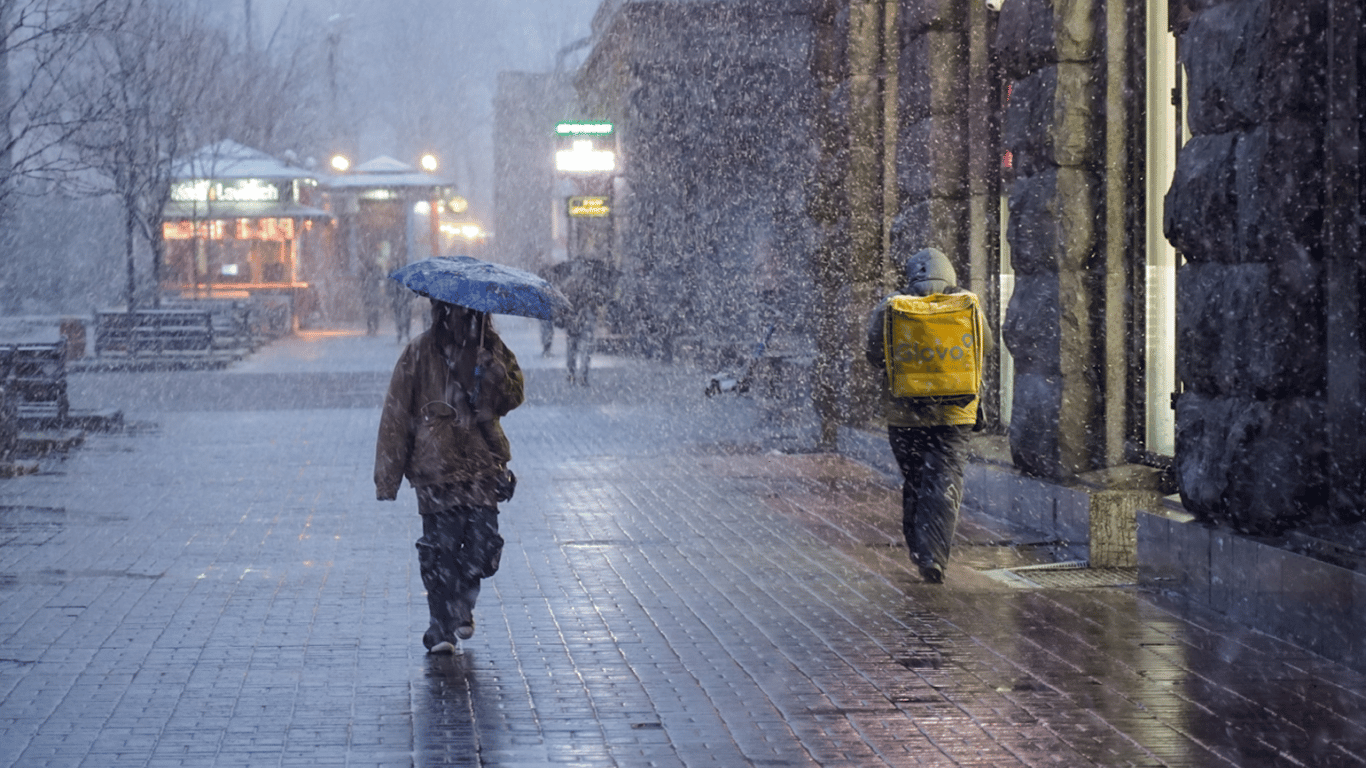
[
  {"x1": 842, "y1": 424, "x2": 1366, "y2": 674},
  {"x1": 1139, "y1": 507, "x2": 1366, "y2": 675}
]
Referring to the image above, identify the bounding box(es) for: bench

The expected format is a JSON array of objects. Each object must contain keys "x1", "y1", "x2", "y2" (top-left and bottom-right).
[
  {"x1": 0, "y1": 341, "x2": 69, "y2": 422},
  {"x1": 162, "y1": 299, "x2": 256, "y2": 352},
  {"x1": 95, "y1": 310, "x2": 214, "y2": 357}
]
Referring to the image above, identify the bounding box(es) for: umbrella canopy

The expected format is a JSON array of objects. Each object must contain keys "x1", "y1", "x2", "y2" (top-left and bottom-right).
[{"x1": 389, "y1": 256, "x2": 571, "y2": 322}]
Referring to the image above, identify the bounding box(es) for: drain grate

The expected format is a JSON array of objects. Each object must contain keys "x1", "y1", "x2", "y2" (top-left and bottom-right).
[{"x1": 981, "y1": 561, "x2": 1138, "y2": 590}]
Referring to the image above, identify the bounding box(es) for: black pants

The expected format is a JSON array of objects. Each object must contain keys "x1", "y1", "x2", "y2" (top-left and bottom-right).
[
  {"x1": 888, "y1": 425, "x2": 970, "y2": 572},
  {"x1": 566, "y1": 324, "x2": 595, "y2": 383},
  {"x1": 415, "y1": 492, "x2": 502, "y2": 644}
]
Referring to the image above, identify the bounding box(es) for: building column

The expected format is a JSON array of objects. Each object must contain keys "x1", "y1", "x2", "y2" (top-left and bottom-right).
[{"x1": 997, "y1": 0, "x2": 1105, "y2": 479}]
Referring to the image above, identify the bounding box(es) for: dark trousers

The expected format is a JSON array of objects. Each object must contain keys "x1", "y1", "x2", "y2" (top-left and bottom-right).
[
  {"x1": 888, "y1": 425, "x2": 970, "y2": 571},
  {"x1": 415, "y1": 493, "x2": 502, "y2": 644},
  {"x1": 566, "y1": 324, "x2": 595, "y2": 383}
]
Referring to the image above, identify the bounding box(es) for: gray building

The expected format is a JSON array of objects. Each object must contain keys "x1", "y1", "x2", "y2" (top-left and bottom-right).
[
  {"x1": 576, "y1": 0, "x2": 820, "y2": 360},
  {"x1": 572, "y1": 0, "x2": 1364, "y2": 533},
  {"x1": 567, "y1": 0, "x2": 1366, "y2": 670},
  {"x1": 493, "y1": 71, "x2": 580, "y2": 275}
]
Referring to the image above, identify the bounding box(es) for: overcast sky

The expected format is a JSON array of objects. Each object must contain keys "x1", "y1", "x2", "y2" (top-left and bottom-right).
[{"x1": 241, "y1": 0, "x2": 603, "y2": 219}]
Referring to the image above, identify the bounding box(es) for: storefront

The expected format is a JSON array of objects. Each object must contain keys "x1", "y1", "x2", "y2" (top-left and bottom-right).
[
  {"x1": 319, "y1": 155, "x2": 456, "y2": 327},
  {"x1": 162, "y1": 141, "x2": 332, "y2": 329}
]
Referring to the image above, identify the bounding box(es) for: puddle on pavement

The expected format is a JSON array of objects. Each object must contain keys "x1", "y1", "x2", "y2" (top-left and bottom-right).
[{"x1": 0, "y1": 505, "x2": 65, "y2": 547}]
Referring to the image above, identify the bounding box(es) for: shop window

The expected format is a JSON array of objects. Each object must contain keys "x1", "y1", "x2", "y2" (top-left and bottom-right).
[
  {"x1": 999, "y1": 192, "x2": 1014, "y2": 426},
  {"x1": 1144, "y1": 0, "x2": 1187, "y2": 457}
]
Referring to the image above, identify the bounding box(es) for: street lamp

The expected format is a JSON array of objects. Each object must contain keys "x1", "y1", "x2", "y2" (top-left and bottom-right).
[
  {"x1": 330, "y1": 154, "x2": 350, "y2": 173},
  {"x1": 420, "y1": 154, "x2": 441, "y2": 257}
]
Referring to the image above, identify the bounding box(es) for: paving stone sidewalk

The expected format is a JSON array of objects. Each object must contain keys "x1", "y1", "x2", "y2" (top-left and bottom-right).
[{"x1": 1, "y1": 319, "x2": 1364, "y2": 767}]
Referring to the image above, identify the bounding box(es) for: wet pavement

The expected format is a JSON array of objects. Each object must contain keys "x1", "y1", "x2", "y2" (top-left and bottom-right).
[{"x1": 2, "y1": 317, "x2": 1365, "y2": 767}]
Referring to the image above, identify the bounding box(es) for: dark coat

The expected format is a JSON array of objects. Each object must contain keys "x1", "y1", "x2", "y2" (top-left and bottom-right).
[{"x1": 375, "y1": 326, "x2": 524, "y2": 503}]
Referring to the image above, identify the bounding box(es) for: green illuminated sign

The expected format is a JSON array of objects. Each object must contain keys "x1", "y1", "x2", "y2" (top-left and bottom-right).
[{"x1": 555, "y1": 121, "x2": 613, "y2": 136}]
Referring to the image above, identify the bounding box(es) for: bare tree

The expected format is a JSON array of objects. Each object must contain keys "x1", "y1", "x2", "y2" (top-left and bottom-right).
[
  {"x1": 54, "y1": 0, "x2": 233, "y2": 310},
  {"x1": 0, "y1": 0, "x2": 120, "y2": 310},
  {"x1": 57, "y1": 0, "x2": 329, "y2": 311}
]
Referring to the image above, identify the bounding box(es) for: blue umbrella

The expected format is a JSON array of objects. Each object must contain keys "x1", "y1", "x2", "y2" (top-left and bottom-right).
[{"x1": 389, "y1": 256, "x2": 571, "y2": 321}]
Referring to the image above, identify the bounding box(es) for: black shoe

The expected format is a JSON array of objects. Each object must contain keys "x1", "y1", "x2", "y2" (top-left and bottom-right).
[
  {"x1": 422, "y1": 623, "x2": 444, "y2": 651},
  {"x1": 919, "y1": 564, "x2": 944, "y2": 584}
]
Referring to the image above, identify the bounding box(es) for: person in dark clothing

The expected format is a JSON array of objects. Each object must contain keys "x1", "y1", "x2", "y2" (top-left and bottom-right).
[
  {"x1": 865, "y1": 248, "x2": 992, "y2": 584},
  {"x1": 375, "y1": 299, "x2": 525, "y2": 653},
  {"x1": 560, "y1": 260, "x2": 611, "y2": 386},
  {"x1": 564, "y1": 300, "x2": 596, "y2": 385},
  {"x1": 390, "y1": 282, "x2": 414, "y2": 345},
  {"x1": 361, "y1": 258, "x2": 383, "y2": 336}
]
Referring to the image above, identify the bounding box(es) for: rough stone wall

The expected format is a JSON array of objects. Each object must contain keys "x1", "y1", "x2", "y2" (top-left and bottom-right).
[
  {"x1": 996, "y1": 0, "x2": 1104, "y2": 478},
  {"x1": 579, "y1": 2, "x2": 818, "y2": 360},
  {"x1": 1165, "y1": 0, "x2": 1331, "y2": 534},
  {"x1": 893, "y1": 1, "x2": 970, "y2": 268}
]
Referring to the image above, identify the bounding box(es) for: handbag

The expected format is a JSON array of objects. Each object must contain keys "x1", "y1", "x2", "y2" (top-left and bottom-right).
[{"x1": 494, "y1": 467, "x2": 517, "y2": 502}]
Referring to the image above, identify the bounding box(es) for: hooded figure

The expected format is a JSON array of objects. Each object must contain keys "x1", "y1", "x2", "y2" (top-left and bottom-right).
[
  {"x1": 375, "y1": 299, "x2": 525, "y2": 653},
  {"x1": 865, "y1": 248, "x2": 992, "y2": 583}
]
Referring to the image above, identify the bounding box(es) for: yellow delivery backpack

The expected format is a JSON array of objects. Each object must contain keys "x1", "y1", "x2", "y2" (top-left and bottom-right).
[{"x1": 883, "y1": 292, "x2": 984, "y2": 403}]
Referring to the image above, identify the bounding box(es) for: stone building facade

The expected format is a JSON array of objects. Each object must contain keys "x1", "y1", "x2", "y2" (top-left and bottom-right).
[
  {"x1": 570, "y1": 0, "x2": 1364, "y2": 536},
  {"x1": 576, "y1": 0, "x2": 819, "y2": 360}
]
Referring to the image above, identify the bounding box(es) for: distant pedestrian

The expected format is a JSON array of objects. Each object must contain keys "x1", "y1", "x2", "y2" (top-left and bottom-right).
[
  {"x1": 390, "y1": 282, "x2": 414, "y2": 344},
  {"x1": 361, "y1": 257, "x2": 383, "y2": 336},
  {"x1": 865, "y1": 248, "x2": 992, "y2": 584},
  {"x1": 564, "y1": 300, "x2": 597, "y2": 385},
  {"x1": 375, "y1": 299, "x2": 525, "y2": 653},
  {"x1": 561, "y1": 259, "x2": 613, "y2": 386}
]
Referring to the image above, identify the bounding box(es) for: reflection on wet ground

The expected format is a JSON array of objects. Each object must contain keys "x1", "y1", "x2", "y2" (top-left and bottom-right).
[{"x1": 2, "y1": 317, "x2": 1363, "y2": 767}]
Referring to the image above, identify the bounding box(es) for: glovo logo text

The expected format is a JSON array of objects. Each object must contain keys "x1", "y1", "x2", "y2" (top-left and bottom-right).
[{"x1": 892, "y1": 333, "x2": 975, "y2": 365}]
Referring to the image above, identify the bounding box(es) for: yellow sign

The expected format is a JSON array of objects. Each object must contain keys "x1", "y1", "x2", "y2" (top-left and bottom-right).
[{"x1": 567, "y1": 196, "x2": 611, "y2": 217}]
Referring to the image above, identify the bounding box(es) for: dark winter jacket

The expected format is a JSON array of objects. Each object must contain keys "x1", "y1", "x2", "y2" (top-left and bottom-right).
[
  {"x1": 865, "y1": 288, "x2": 992, "y2": 428},
  {"x1": 375, "y1": 326, "x2": 524, "y2": 503}
]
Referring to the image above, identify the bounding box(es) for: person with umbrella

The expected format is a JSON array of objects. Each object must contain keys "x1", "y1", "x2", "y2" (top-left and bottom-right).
[{"x1": 374, "y1": 257, "x2": 566, "y2": 653}]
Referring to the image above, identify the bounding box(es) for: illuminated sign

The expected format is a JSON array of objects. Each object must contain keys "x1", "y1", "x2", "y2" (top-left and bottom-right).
[
  {"x1": 556, "y1": 140, "x2": 616, "y2": 173},
  {"x1": 567, "y1": 196, "x2": 611, "y2": 217},
  {"x1": 555, "y1": 121, "x2": 613, "y2": 136},
  {"x1": 170, "y1": 180, "x2": 210, "y2": 202},
  {"x1": 170, "y1": 178, "x2": 282, "y2": 203}
]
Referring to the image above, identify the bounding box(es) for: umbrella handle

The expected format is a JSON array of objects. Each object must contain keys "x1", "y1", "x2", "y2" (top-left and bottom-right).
[{"x1": 470, "y1": 316, "x2": 486, "y2": 409}]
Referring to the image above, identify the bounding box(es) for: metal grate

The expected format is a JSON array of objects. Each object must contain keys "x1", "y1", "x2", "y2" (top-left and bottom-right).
[{"x1": 980, "y1": 561, "x2": 1139, "y2": 590}]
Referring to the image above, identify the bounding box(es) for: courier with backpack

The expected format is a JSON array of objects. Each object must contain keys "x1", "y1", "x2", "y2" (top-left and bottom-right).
[{"x1": 865, "y1": 247, "x2": 992, "y2": 585}]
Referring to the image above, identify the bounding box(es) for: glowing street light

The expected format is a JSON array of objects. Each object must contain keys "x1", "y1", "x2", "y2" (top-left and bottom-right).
[
  {"x1": 418, "y1": 153, "x2": 441, "y2": 256},
  {"x1": 330, "y1": 154, "x2": 350, "y2": 173},
  {"x1": 556, "y1": 140, "x2": 616, "y2": 173}
]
